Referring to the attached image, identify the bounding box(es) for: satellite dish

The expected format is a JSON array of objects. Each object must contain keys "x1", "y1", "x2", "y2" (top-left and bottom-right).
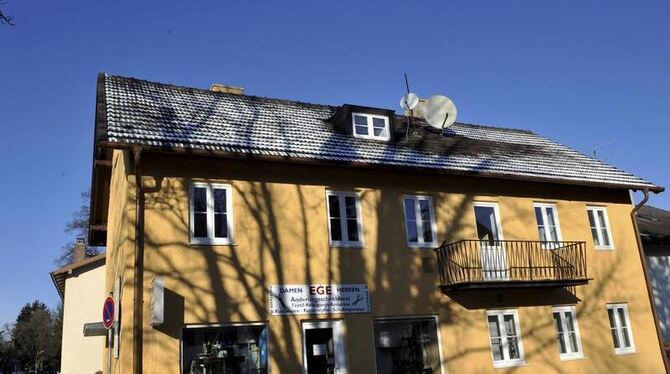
[
  {"x1": 423, "y1": 95, "x2": 457, "y2": 129},
  {"x1": 400, "y1": 93, "x2": 420, "y2": 111}
]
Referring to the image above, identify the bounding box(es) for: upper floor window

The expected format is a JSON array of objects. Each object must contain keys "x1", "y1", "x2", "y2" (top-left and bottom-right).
[
  {"x1": 552, "y1": 306, "x2": 583, "y2": 360},
  {"x1": 190, "y1": 182, "x2": 233, "y2": 245},
  {"x1": 352, "y1": 112, "x2": 390, "y2": 141},
  {"x1": 403, "y1": 195, "x2": 437, "y2": 248},
  {"x1": 607, "y1": 303, "x2": 635, "y2": 355},
  {"x1": 326, "y1": 191, "x2": 363, "y2": 247},
  {"x1": 534, "y1": 203, "x2": 562, "y2": 244},
  {"x1": 587, "y1": 206, "x2": 613, "y2": 250},
  {"x1": 474, "y1": 202, "x2": 503, "y2": 244},
  {"x1": 487, "y1": 309, "x2": 525, "y2": 368}
]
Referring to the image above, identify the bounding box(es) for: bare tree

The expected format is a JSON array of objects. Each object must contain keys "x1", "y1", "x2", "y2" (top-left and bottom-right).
[
  {"x1": 0, "y1": 1, "x2": 15, "y2": 26},
  {"x1": 55, "y1": 191, "x2": 102, "y2": 266}
]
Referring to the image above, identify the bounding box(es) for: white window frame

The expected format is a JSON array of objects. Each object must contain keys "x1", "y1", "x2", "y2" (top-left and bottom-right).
[
  {"x1": 486, "y1": 309, "x2": 526, "y2": 368},
  {"x1": 587, "y1": 206, "x2": 614, "y2": 250},
  {"x1": 325, "y1": 191, "x2": 364, "y2": 248},
  {"x1": 473, "y1": 201, "x2": 505, "y2": 242},
  {"x1": 371, "y1": 315, "x2": 445, "y2": 374},
  {"x1": 552, "y1": 306, "x2": 584, "y2": 360},
  {"x1": 301, "y1": 320, "x2": 347, "y2": 374},
  {"x1": 402, "y1": 195, "x2": 438, "y2": 248},
  {"x1": 607, "y1": 303, "x2": 636, "y2": 355},
  {"x1": 189, "y1": 182, "x2": 234, "y2": 245},
  {"x1": 534, "y1": 203, "x2": 563, "y2": 245},
  {"x1": 351, "y1": 112, "x2": 391, "y2": 141}
]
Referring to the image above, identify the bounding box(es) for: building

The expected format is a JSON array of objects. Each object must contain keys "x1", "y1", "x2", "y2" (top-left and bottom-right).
[
  {"x1": 638, "y1": 205, "x2": 670, "y2": 354},
  {"x1": 87, "y1": 73, "x2": 667, "y2": 373},
  {"x1": 50, "y1": 239, "x2": 106, "y2": 374}
]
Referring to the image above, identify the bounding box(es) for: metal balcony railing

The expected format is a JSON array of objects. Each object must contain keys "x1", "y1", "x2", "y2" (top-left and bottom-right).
[{"x1": 434, "y1": 240, "x2": 589, "y2": 291}]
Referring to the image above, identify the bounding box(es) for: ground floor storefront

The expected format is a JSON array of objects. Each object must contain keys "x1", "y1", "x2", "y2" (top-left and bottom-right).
[
  {"x1": 107, "y1": 281, "x2": 667, "y2": 374},
  {"x1": 181, "y1": 315, "x2": 443, "y2": 373}
]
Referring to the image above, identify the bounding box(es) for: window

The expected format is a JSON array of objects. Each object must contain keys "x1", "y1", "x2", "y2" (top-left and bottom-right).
[
  {"x1": 190, "y1": 183, "x2": 233, "y2": 244},
  {"x1": 552, "y1": 306, "x2": 583, "y2": 360},
  {"x1": 534, "y1": 203, "x2": 562, "y2": 244},
  {"x1": 487, "y1": 310, "x2": 525, "y2": 368},
  {"x1": 373, "y1": 317, "x2": 442, "y2": 374},
  {"x1": 352, "y1": 112, "x2": 390, "y2": 141},
  {"x1": 181, "y1": 324, "x2": 268, "y2": 373},
  {"x1": 326, "y1": 191, "x2": 363, "y2": 247},
  {"x1": 403, "y1": 196, "x2": 437, "y2": 247},
  {"x1": 587, "y1": 207, "x2": 613, "y2": 249},
  {"x1": 474, "y1": 203, "x2": 503, "y2": 245},
  {"x1": 607, "y1": 304, "x2": 635, "y2": 355}
]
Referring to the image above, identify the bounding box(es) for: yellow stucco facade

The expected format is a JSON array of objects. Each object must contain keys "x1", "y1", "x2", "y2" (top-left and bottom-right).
[{"x1": 102, "y1": 149, "x2": 665, "y2": 373}]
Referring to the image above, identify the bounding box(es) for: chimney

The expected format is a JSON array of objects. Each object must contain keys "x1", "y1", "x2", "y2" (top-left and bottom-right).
[
  {"x1": 73, "y1": 238, "x2": 86, "y2": 263},
  {"x1": 210, "y1": 84, "x2": 244, "y2": 95}
]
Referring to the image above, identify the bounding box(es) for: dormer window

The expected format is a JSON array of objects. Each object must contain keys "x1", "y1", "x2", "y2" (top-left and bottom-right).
[{"x1": 352, "y1": 112, "x2": 390, "y2": 141}]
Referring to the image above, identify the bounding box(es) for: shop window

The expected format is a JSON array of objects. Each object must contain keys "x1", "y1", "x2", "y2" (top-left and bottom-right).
[
  {"x1": 181, "y1": 324, "x2": 268, "y2": 374},
  {"x1": 373, "y1": 317, "x2": 441, "y2": 374}
]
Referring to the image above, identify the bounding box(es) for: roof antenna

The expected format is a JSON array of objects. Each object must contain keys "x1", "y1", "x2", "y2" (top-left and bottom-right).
[{"x1": 399, "y1": 73, "x2": 419, "y2": 140}]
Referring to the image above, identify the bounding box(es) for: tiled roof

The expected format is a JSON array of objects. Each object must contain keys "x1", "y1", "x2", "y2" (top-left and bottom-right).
[
  {"x1": 98, "y1": 74, "x2": 662, "y2": 192},
  {"x1": 637, "y1": 206, "x2": 670, "y2": 242},
  {"x1": 50, "y1": 253, "x2": 106, "y2": 300}
]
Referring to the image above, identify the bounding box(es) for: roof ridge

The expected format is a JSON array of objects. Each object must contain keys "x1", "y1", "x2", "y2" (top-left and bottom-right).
[{"x1": 105, "y1": 73, "x2": 340, "y2": 111}]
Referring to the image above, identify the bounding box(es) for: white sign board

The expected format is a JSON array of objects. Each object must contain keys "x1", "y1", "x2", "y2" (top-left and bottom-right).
[
  {"x1": 269, "y1": 284, "x2": 370, "y2": 315},
  {"x1": 150, "y1": 276, "x2": 164, "y2": 326}
]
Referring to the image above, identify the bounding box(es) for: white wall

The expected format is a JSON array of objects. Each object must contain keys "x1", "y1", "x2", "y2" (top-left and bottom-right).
[
  {"x1": 61, "y1": 263, "x2": 106, "y2": 374},
  {"x1": 647, "y1": 251, "x2": 670, "y2": 342}
]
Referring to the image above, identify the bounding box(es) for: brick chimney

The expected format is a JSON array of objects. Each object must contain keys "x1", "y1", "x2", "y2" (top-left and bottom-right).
[
  {"x1": 210, "y1": 84, "x2": 244, "y2": 95},
  {"x1": 73, "y1": 238, "x2": 86, "y2": 263}
]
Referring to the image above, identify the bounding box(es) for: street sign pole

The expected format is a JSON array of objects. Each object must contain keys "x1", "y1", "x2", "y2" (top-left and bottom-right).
[{"x1": 102, "y1": 296, "x2": 115, "y2": 374}]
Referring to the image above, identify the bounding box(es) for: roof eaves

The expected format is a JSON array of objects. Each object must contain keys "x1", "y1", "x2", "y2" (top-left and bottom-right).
[{"x1": 97, "y1": 139, "x2": 664, "y2": 193}]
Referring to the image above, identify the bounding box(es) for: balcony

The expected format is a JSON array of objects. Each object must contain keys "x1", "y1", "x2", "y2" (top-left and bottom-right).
[{"x1": 434, "y1": 240, "x2": 589, "y2": 292}]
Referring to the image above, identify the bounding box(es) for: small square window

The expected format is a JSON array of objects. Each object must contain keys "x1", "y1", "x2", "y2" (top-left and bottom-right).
[{"x1": 352, "y1": 112, "x2": 390, "y2": 141}]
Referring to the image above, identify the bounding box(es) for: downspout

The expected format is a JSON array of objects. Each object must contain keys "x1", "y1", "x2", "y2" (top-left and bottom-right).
[
  {"x1": 631, "y1": 188, "x2": 669, "y2": 373},
  {"x1": 132, "y1": 146, "x2": 144, "y2": 374}
]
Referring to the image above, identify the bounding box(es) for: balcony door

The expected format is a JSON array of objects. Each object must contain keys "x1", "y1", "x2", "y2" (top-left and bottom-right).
[
  {"x1": 302, "y1": 320, "x2": 347, "y2": 374},
  {"x1": 474, "y1": 202, "x2": 508, "y2": 280}
]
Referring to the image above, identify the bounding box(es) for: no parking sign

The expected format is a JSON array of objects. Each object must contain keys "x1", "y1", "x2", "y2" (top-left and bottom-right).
[{"x1": 102, "y1": 296, "x2": 115, "y2": 330}]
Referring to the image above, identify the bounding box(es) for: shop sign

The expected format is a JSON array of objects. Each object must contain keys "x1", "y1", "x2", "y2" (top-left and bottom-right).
[{"x1": 268, "y1": 284, "x2": 370, "y2": 315}]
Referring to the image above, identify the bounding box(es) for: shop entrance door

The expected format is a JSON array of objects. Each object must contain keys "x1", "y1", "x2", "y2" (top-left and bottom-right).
[{"x1": 302, "y1": 320, "x2": 347, "y2": 374}]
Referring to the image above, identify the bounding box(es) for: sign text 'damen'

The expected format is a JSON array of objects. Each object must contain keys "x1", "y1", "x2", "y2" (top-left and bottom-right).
[{"x1": 269, "y1": 284, "x2": 370, "y2": 315}]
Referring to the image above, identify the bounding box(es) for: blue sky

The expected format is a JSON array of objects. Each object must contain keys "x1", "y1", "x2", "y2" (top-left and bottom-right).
[{"x1": 0, "y1": 1, "x2": 668, "y2": 325}]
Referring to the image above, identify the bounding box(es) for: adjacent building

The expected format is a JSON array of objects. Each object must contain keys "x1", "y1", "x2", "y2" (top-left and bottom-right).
[
  {"x1": 87, "y1": 74, "x2": 667, "y2": 373},
  {"x1": 51, "y1": 239, "x2": 106, "y2": 374},
  {"x1": 638, "y1": 205, "x2": 670, "y2": 355}
]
